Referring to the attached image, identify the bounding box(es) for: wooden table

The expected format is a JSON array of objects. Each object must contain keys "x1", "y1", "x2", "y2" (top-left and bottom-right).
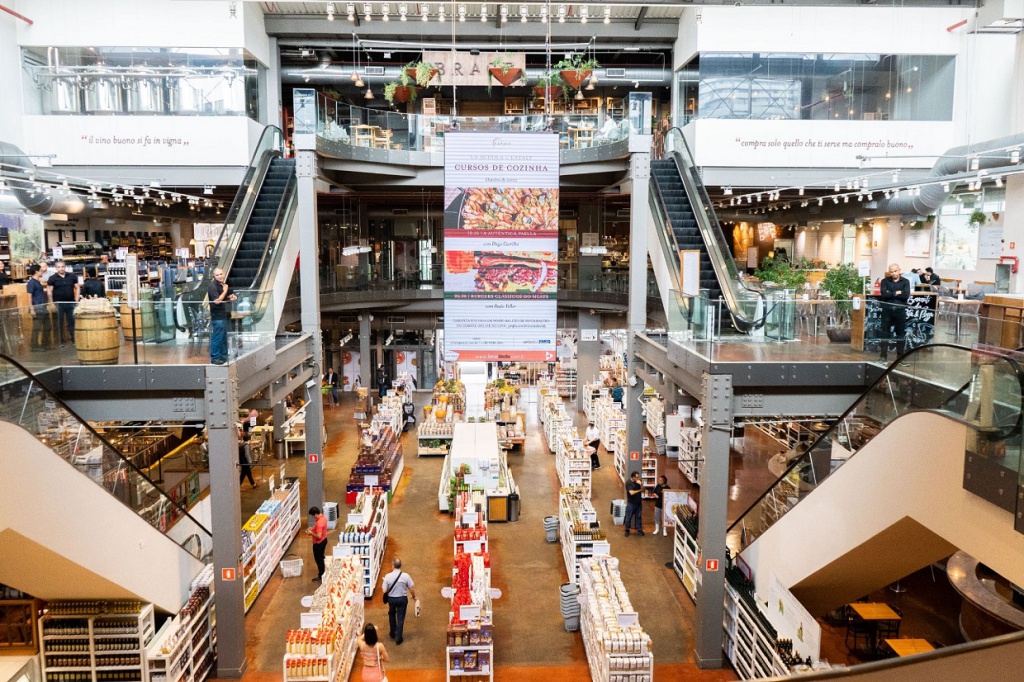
[
  {"x1": 850, "y1": 603, "x2": 902, "y2": 621},
  {"x1": 884, "y1": 638, "x2": 934, "y2": 657},
  {"x1": 569, "y1": 126, "x2": 595, "y2": 148},
  {"x1": 352, "y1": 124, "x2": 378, "y2": 147}
]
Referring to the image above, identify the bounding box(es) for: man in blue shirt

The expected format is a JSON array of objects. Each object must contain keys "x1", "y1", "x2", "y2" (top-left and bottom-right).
[
  {"x1": 26, "y1": 265, "x2": 52, "y2": 351},
  {"x1": 611, "y1": 379, "x2": 624, "y2": 407}
]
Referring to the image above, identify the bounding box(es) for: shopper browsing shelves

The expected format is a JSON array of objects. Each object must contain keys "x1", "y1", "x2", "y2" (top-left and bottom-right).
[
  {"x1": 585, "y1": 421, "x2": 601, "y2": 470},
  {"x1": 305, "y1": 507, "x2": 329, "y2": 583},
  {"x1": 356, "y1": 623, "x2": 389, "y2": 682},
  {"x1": 652, "y1": 475, "x2": 669, "y2": 536},
  {"x1": 381, "y1": 558, "x2": 420, "y2": 645},
  {"x1": 624, "y1": 472, "x2": 644, "y2": 536}
]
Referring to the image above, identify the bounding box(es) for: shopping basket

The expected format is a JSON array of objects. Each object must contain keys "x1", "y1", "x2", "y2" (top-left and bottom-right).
[{"x1": 280, "y1": 554, "x2": 303, "y2": 578}]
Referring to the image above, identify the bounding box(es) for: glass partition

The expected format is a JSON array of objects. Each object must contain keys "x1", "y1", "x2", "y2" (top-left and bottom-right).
[
  {"x1": 693, "y1": 52, "x2": 955, "y2": 122},
  {"x1": 0, "y1": 354, "x2": 212, "y2": 558},
  {"x1": 729, "y1": 343, "x2": 1023, "y2": 555}
]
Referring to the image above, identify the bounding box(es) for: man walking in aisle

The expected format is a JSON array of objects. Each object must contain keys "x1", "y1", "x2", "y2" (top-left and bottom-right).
[
  {"x1": 624, "y1": 471, "x2": 644, "y2": 536},
  {"x1": 306, "y1": 507, "x2": 329, "y2": 583},
  {"x1": 381, "y1": 558, "x2": 420, "y2": 645},
  {"x1": 324, "y1": 367, "x2": 340, "y2": 406},
  {"x1": 208, "y1": 268, "x2": 236, "y2": 365}
]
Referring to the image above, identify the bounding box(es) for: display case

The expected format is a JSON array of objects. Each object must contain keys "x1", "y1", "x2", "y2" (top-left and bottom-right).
[
  {"x1": 578, "y1": 557, "x2": 654, "y2": 682},
  {"x1": 282, "y1": 556, "x2": 364, "y2": 682},
  {"x1": 242, "y1": 478, "x2": 301, "y2": 613},
  {"x1": 722, "y1": 570, "x2": 791, "y2": 680},
  {"x1": 419, "y1": 401, "x2": 456, "y2": 457},
  {"x1": 334, "y1": 489, "x2": 388, "y2": 598},
  {"x1": 145, "y1": 566, "x2": 216, "y2": 682},
  {"x1": 38, "y1": 601, "x2": 156, "y2": 682},
  {"x1": 346, "y1": 423, "x2": 403, "y2": 504},
  {"x1": 555, "y1": 365, "x2": 577, "y2": 400},
  {"x1": 0, "y1": 598, "x2": 40, "y2": 654},
  {"x1": 641, "y1": 453, "x2": 658, "y2": 500},
  {"x1": 559, "y1": 487, "x2": 607, "y2": 586},
  {"x1": 447, "y1": 491, "x2": 494, "y2": 682},
  {"x1": 555, "y1": 427, "x2": 592, "y2": 494},
  {"x1": 679, "y1": 426, "x2": 703, "y2": 485}
]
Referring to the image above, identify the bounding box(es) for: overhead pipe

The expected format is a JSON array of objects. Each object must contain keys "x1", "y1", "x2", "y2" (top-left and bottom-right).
[
  {"x1": 282, "y1": 65, "x2": 672, "y2": 87},
  {"x1": 1, "y1": 141, "x2": 89, "y2": 215}
]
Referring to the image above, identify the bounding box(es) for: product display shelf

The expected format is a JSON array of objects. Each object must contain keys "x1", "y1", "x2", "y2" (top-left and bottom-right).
[
  {"x1": 581, "y1": 383, "x2": 603, "y2": 422},
  {"x1": 334, "y1": 489, "x2": 389, "y2": 597},
  {"x1": 558, "y1": 487, "x2": 606, "y2": 585},
  {"x1": 611, "y1": 428, "x2": 627, "y2": 485},
  {"x1": 555, "y1": 427, "x2": 592, "y2": 493},
  {"x1": 494, "y1": 412, "x2": 526, "y2": 449},
  {"x1": 640, "y1": 454, "x2": 658, "y2": 500},
  {"x1": 537, "y1": 382, "x2": 560, "y2": 425},
  {"x1": 722, "y1": 570, "x2": 792, "y2": 681},
  {"x1": 447, "y1": 491, "x2": 494, "y2": 682},
  {"x1": 749, "y1": 417, "x2": 830, "y2": 452},
  {"x1": 679, "y1": 426, "x2": 703, "y2": 485},
  {"x1": 543, "y1": 400, "x2": 573, "y2": 454},
  {"x1": 242, "y1": 479, "x2": 302, "y2": 613},
  {"x1": 146, "y1": 567, "x2": 215, "y2": 682},
  {"x1": 555, "y1": 365, "x2": 577, "y2": 400},
  {"x1": 418, "y1": 406, "x2": 455, "y2": 457},
  {"x1": 38, "y1": 602, "x2": 156, "y2": 682},
  {"x1": 282, "y1": 556, "x2": 364, "y2": 682},
  {"x1": 595, "y1": 399, "x2": 625, "y2": 453},
  {"x1": 433, "y1": 381, "x2": 467, "y2": 417},
  {"x1": 671, "y1": 507, "x2": 700, "y2": 602},
  {"x1": 578, "y1": 557, "x2": 653, "y2": 682},
  {"x1": 346, "y1": 423, "x2": 403, "y2": 504},
  {"x1": 642, "y1": 397, "x2": 664, "y2": 442}
]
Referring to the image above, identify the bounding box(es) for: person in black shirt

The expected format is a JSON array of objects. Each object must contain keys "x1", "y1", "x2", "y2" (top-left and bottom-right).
[
  {"x1": 652, "y1": 475, "x2": 669, "y2": 536},
  {"x1": 26, "y1": 265, "x2": 52, "y2": 351},
  {"x1": 48, "y1": 260, "x2": 79, "y2": 345},
  {"x1": 208, "y1": 267, "x2": 236, "y2": 365},
  {"x1": 81, "y1": 266, "x2": 106, "y2": 299},
  {"x1": 377, "y1": 364, "x2": 389, "y2": 399},
  {"x1": 878, "y1": 263, "x2": 911, "y2": 362},
  {"x1": 0, "y1": 260, "x2": 9, "y2": 291},
  {"x1": 922, "y1": 267, "x2": 942, "y2": 289},
  {"x1": 624, "y1": 471, "x2": 645, "y2": 536}
]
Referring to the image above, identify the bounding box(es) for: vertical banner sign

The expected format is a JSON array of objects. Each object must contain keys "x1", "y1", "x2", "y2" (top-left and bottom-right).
[{"x1": 443, "y1": 133, "x2": 559, "y2": 362}]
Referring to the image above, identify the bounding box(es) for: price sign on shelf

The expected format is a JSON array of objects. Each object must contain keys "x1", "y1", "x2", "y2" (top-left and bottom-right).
[
  {"x1": 461, "y1": 512, "x2": 479, "y2": 527},
  {"x1": 643, "y1": 437, "x2": 650, "y2": 449},
  {"x1": 616, "y1": 612, "x2": 639, "y2": 628},
  {"x1": 459, "y1": 604, "x2": 481, "y2": 621},
  {"x1": 347, "y1": 513, "x2": 364, "y2": 527},
  {"x1": 333, "y1": 544, "x2": 353, "y2": 558},
  {"x1": 461, "y1": 540, "x2": 483, "y2": 554},
  {"x1": 300, "y1": 612, "x2": 322, "y2": 629},
  {"x1": 592, "y1": 541, "x2": 611, "y2": 557},
  {"x1": 580, "y1": 511, "x2": 597, "y2": 524},
  {"x1": 364, "y1": 474, "x2": 379, "y2": 487}
]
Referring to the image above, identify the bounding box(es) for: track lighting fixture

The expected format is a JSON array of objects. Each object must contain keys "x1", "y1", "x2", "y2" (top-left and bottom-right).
[
  {"x1": 421, "y1": 3, "x2": 429, "y2": 20},
  {"x1": 363, "y1": 3, "x2": 372, "y2": 21},
  {"x1": 229, "y1": 1, "x2": 237, "y2": 19},
  {"x1": 580, "y1": 6, "x2": 588, "y2": 23},
  {"x1": 348, "y1": 3, "x2": 356, "y2": 20},
  {"x1": 381, "y1": 3, "x2": 390, "y2": 21},
  {"x1": 604, "y1": 6, "x2": 611, "y2": 23},
  {"x1": 399, "y1": 2, "x2": 408, "y2": 20},
  {"x1": 327, "y1": 2, "x2": 336, "y2": 20},
  {"x1": 500, "y1": 4, "x2": 508, "y2": 22},
  {"x1": 520, "y1": 4, "x2": 528, "y2": 22},
  {"x1": 480, "y1": 5, "x2": 487, "y2": 21}
]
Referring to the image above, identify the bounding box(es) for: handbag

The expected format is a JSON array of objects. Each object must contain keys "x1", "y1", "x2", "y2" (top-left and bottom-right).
[
  {"x1": 382, "y1": 571, "x2": 403, "y2": 605},
  {"x1": 377, "y1": 645, "x2": 388, "y2": 682}
]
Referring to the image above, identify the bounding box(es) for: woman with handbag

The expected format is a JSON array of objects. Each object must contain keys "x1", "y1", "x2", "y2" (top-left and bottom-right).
[{"x1": 356, "y1": 623, "x2": 389, "y2": 682}]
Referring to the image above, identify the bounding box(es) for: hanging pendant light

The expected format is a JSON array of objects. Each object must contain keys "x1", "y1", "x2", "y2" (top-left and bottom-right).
[
  {"x1": 585, "y1": 79, "x2": 595, "y2": 91},
  {"x1": 355, "y1": 75, "x2": 365, "y2": 88},
  {"x1": 364, "y1": 86, "x2": 375, "y2": 100},
  {"x1": 574, "y1": 89, "x2": 584, "y2": 101}
]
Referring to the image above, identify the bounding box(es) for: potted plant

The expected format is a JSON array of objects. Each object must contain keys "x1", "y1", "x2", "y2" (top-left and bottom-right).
[
  {"x1": 384, "y1": 69, "x2": 417, "y2": 104},
  {"x1": 405, "y1": 59, "x2": 440, "y2": 87},
  {"x1": 820, "y1": 263, "x2": 868, "y2": 333},
  {"x1": 968, "y1": 209, "x2": 987, "y2": 227},
  {"x1": 533, "y1": 71, "x2": 565, "y2": 100},
  {"x1": 487, "y1": 54, "x2": 522, "y2": 93},
  {"x1": 555, "y1": 54, "x2": 599, "y2": 90},
  {"x1": 753, "y1": 257, "x2": 807, "y2": 289}
]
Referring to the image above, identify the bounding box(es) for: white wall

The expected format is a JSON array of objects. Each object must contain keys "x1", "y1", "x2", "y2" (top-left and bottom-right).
[
  {"x1": 742, "y1": 412, "x2": 1024, "y2": 606},
  {"x1": 956, "y1": 34, "x2": 1019, "y2": 143},
  {"x1": 795, "y1": 222, "x2": 844, "y2": 266},
  {"x1": 0, "y1": 9, "x2": 25, "y2": 147},
  {"x1": 13, "y1": 0, "x2": 269, "y2": 65}
]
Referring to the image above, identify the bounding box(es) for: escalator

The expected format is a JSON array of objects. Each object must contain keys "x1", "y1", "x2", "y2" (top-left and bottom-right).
[
  {"x1": 179, "y1": 126, "x2": 299, "y2": 336},
  {"x1": 728, "y1": 344, "x2": 1024, "y2": 615},
  {"x1": 648, "y1": 128, "x2": 765, "y2": 333},
  {"x1": 0, "y1": 354, "x2": 210, "y2": 612}
]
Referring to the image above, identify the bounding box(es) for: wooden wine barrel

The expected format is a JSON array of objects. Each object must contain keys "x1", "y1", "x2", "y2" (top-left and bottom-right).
[
  {"x1": 120, "y1": 302, "x2": 153, "y2": 341},
  {"x1": 75, "y1": 298, "x2": 119, "y2": 365}
]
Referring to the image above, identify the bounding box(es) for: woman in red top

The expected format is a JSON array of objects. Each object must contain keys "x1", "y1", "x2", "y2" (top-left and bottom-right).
[{"x1": 305, "y1": 507, "x2": 329, "y2": 582}]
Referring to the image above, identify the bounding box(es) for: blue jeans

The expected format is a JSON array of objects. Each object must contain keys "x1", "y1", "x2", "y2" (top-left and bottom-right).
[
  {"x1": 210, "y1": 318, "x2": 228, "y2": 363},
  {"x1": 624, "y1": 503, "x2": 643, "y2": 532}
]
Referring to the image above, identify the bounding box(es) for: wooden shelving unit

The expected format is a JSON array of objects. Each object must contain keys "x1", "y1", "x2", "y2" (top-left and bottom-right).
[
  {"x1": 39, "y1": 602, "x2": 156, "y2": 682},
  {"x1": 0, "y1": 598, "x2": 40, "y2": 654},
  {"x1": 503, "y1": 97, "x2": 525, "y2": 115}
]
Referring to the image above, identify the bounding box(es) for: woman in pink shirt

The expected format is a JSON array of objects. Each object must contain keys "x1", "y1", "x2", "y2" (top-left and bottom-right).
[{"x1": 356, "y1": 623, "x2": 389, "y2": 682}]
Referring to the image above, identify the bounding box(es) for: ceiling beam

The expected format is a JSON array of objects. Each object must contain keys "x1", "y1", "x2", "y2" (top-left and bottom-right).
[{"x1": 634, "y1": 7, "x2": 649, "y2": 31}]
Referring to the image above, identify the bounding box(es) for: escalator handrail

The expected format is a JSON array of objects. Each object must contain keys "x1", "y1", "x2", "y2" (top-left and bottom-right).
[
  {"x1": 726, "y1": 342, "x2": 1024, "y2": 538},
  {"x1": 245, "y1": 171, "x2": 297, "y2": 291},
  {"x1": 214, "y1": 149, "x2": 282, "y2": 280},
  {"x1": 663, "y1": 127, "x2": 768, "y2": 332},
  {"x1": 0, "y1": 353, "x2": 212, "y2": 540}
]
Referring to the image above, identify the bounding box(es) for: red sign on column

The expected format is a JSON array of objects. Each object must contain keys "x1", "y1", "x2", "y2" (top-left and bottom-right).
[
  {"x1": 705, "y1": 559, "x2": 719, "y2": 572},
  {"x1": 308, "y1": 453, "x2": 320, "y2": 464},
  {"x1": 629, "y1": 451, "x2": 640, "y2": 461},
  {"x1": 222, "y1": 567, "x2": 236, "y2": 581}
]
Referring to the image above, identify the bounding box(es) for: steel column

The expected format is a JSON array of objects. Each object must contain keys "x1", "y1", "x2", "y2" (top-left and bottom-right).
[
  {"x1": 360, "y1": 314, "x2": 372, "y2": 391},
  {"x1": 694, "y1": 372, "x2": 733, "y2": 669},
  {"x1": 576, "y1": 310, "x2": 601, "y2": 413},
  {"x1": 625, "y1": 143, "x2": 652, "y2": 479},
  {"x1": 206, "y1": 366, "x2": 246, "y2": 678}
]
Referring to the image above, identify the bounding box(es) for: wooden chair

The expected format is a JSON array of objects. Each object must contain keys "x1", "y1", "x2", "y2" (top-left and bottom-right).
[{"x1": 372, "y1": 128, "x2": 393, "y2": 149}]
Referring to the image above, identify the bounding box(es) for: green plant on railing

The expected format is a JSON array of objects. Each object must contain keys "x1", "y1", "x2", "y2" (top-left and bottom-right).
[
  {"x1": 405, "y1": 59, "x2": 440, "y2": 87},
  {"x1": 754, "y1": 257, "x2": 807, "y2": 289},
  {"x1": 820, "y1": 263, "x2": 868, "y2": 320},
  {"x1": 968, "y1": 210, "x2": 987, "y2": 227}
]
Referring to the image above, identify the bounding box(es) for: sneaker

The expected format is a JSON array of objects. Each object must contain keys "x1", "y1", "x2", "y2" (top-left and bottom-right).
[
  {"x1": 653, "y1": 526, "x2": 660, "y2": 534},
  {"x1": 637, "y1": 530, "x2": 645, "y2": 536}
]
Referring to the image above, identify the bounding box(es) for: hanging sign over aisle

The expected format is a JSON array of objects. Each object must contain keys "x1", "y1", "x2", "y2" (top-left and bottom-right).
[{"x1": 443, "y1": 132, "x2": 559, "y2": 362}]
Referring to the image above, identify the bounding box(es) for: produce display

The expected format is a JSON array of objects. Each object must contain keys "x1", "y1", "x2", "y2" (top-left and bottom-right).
[
  {"x1": 579, "y1": 557, "x2": 654, "y2": 682},
  {"x1": 432, "y1": 379, "x2": 467, "y2": 416},
  {"x1": 345, "y1": 423, "x2": 402, "y2": 504},
  {"x1": 418, "y1": 391, "x2": 458, "y2": 456},
  {"x1": 282, "y1": 556, "x2": 364, "y2": 682}
]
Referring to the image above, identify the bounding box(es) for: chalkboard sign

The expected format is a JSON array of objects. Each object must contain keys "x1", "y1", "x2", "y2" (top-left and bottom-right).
[{"x1": 863, "y1": 295, "x2": 936, "y2": 353}]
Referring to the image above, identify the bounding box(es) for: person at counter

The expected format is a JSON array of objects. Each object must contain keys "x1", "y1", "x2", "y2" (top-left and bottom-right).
[
  {"x1": 80, "y1": 266, "x2": 106, "y2": 298},
  {"x1": 879, "y1": 263, "x2": 910, "y2": 362},
  {"x1": 0, "y1": 260, "x2": 9, "y2": 291}
]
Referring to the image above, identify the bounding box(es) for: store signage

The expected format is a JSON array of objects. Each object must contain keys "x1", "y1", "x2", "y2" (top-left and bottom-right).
[
  {"x1": 461, "y1": 512, "x2": 479, "y2": 526},
  {"x1": 581, "y1": 329, "x2": 598, "y2": 342},
  {"x1": 268, "y1": 475, "x2": 275, "y2": 491},
  {"x1": 116, "y1": 247, "x2": 129, "y2": 261},
  {"x1": 364, "y1": 474, "x2": 379, "y2": 486},
  {"x1": 462, "y1": 540, "x2": 483, "y2": 554},
  {"x1": 423, "y1": 51, "x2": 525, "y2": 88},
  {"x1": 221, "y1": 567, "x2": 236, "y2": 581},
  {"x1": 347, "y1": 513, "x2": 364, "y2": 527},
  {"x1": 705, "y1": 559, "x2": 719, "y2": 572},
  {"x1": 616, "y1": 612, "x2": 639, "y2": 628},
  {"x1": 443, "y1": 133, "x2": 560, "y2": 362},
  {"x1": 308, "y1": 453, "x2": 319, "y2": 464},
  {"x1": 300, "y1": 612, "x2": 322, "y2": 629},
  {"x1": 52, "y1": 246, "x2": 63, "y2": 259},
  {"x1": 124, "y1": 254, "x2": 140, "y2": 310},
  {"x1": 333, "y1": 544, "x2": 353, "y2": 558},
  {"x1": 592, "y1": 541, "x2": 611, "y2": 556},
  {"x1": 459, "y1": 604, "x2": 481, "y2": 621},
  {"x1": 580, "y1": 511, "x2": 597, "y2": 524}
]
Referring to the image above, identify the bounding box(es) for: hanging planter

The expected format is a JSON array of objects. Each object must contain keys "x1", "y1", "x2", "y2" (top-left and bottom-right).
[
  {"x1": 555, "y1": 55, "x2": 599, "y2": 91},
  {"x1": 384, "y1": 82, "x2": 417, "y2": 104},
  {"x1": 489, "y1": 66, "x2": 522, "y2": 88},
  {"x1": 405, "y1": 60, "x2": 440, "y2": 87},
  {"x1": 560, "y1": 69, "x2": 591, "y2": 90},
  {"x1": 533, "y1": 85, "x2": 563, "y2": 100}
]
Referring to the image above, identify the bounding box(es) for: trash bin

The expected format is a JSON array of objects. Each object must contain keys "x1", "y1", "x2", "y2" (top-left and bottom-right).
[
  {"x1": 544, "y1": 515, "x2": 559, "y2": 543},
  {"x1": 508, "y1": 492, "x2": 521, "y2": 522}
]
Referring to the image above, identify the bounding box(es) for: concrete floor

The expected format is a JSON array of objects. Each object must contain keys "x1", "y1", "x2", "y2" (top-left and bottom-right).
[{"x1": 226, "y1": 389, "x2": 736, "y2": 682}]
